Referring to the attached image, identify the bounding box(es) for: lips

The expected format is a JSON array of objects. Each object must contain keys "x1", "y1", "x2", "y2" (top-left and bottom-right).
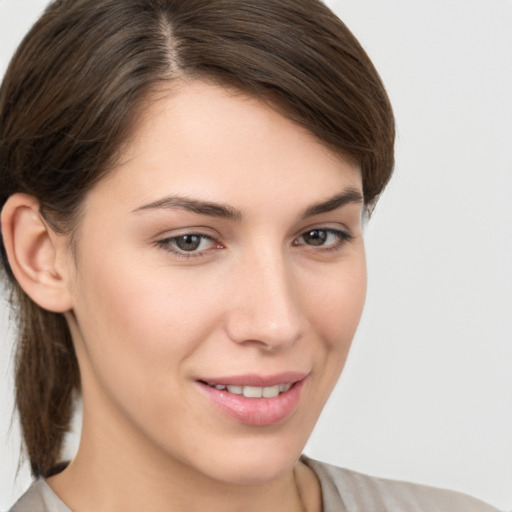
[
  {"x1": 196, "y1": 372, "x2": 307, "y2": 426},
  {"x1": 203, "y1": 382, "x2": 292, "y2": 398}
]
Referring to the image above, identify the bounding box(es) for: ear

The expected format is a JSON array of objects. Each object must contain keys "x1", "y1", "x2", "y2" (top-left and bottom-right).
[{"x1": 1, "y1": 193, "x2": 73, "y2": 312}]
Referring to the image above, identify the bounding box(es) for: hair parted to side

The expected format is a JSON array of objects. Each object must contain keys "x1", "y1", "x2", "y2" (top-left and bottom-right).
[{"x1": 0, "y1": 0, "x2": 394, "y2": 477}]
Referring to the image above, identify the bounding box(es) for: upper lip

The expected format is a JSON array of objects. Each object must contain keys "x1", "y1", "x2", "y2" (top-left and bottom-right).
[{"x1": 197, "y1": 371, "x2": 308, "y2": 387}]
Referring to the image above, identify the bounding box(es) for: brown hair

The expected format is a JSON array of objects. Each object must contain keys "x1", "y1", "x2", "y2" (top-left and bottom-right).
[{"x1": 0, "y1": 0, "x2": 394, "y2": 477}]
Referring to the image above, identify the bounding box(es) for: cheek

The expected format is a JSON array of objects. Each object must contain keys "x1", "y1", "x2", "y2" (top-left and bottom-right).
[
  {"x1": 70, "y1": 247, "x2": 224, "y2": 401},
  {"x1": 286, "y1": 254, "x2": 366, "y2": 436},
  {"x1": 304, "y1": 255, "x2": 367, "y2": 352}
]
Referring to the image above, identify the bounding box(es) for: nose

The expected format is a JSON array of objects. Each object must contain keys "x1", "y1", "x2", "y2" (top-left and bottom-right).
[{"x1": 224, "y1": 250, "x2": 306, "y2": 350}]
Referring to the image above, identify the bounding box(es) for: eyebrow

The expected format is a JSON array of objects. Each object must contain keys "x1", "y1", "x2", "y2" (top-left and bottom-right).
[
  {"x1": 300, "y1": 188, "x2": 363, "y2": 219},
  {"x1": 132, "y1": 188, "x2": 363, "y2": 221},
  {"x1": 132, "y1": 196, "x2": 242, "y2": 221}
]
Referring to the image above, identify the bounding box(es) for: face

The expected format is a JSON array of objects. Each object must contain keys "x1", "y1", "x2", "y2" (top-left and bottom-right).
[{"x1": 65, "y1": 81, "x2": 366, "y2": 484}]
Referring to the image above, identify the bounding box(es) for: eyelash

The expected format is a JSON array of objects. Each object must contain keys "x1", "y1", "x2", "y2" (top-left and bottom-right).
[
  {"x1": 155, "y1": 233, "x2": 218, "y2": 259},
  {"x1": 155, "y1": 228, "x2": 353, "y2": 259},
  {"x1": 293, "y1": 228, "x2": 353, "y2": 250}
]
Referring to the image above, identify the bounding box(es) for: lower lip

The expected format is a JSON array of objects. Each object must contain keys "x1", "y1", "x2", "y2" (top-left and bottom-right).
[{"x1": 197, "y1": 379, "x2": 306, "y2": 426}]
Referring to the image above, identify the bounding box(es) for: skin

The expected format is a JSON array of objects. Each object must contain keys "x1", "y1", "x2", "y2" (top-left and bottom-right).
[{"x1": 6, "y1": 80, "x2": 367, "y2": 511}]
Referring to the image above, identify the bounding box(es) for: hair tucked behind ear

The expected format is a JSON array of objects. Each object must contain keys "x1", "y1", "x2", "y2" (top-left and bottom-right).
[{"x1": 0, "y1": 0, "x2": 394, "y2": 477}]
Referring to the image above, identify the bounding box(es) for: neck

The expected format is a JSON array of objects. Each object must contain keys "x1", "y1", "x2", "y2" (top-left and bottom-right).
[
  {"x1": 48, "y1": 404, "x2": 316, "y2": 512},
  {"x1": 49, "y1": 452, "x2": 306, "y2": 512}
]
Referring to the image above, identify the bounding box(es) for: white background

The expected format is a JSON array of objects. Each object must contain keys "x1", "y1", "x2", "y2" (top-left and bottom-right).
[{"x1": 1, "y1": 0, "x2": 511, "y2": 509}]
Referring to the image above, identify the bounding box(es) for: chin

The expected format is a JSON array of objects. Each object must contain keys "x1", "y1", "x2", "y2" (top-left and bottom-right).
[
  {"x1": 188, "y1": 434, "x2": 306, "y2": 485},
  {"x1": 213, "y1": 455, "x2": 299, "y2": 485}
]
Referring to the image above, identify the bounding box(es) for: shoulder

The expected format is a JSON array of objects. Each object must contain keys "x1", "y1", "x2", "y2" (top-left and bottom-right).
[
  {"x1": 8, "y1": 480, "x2": 70, "y2": 512},
  {"x1": 301, "y1": 456, "x2": 500, "y2": 512}
]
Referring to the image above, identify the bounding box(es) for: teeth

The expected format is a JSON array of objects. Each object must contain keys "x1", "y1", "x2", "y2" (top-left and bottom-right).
[
  {"x1": 262, "y1": 385, "x2": 280, "y2": 398},
  {"x1": 243, "y1": 386, "x2": 263, "y2": 398},
  {"x1": 210, "y1": 383, "x2": 292, "y2": 398}
]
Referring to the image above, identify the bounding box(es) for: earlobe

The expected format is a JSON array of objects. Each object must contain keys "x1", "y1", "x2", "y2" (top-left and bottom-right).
[{"x1": 1, "y1": 193, "x2": 73, "y2": 313}]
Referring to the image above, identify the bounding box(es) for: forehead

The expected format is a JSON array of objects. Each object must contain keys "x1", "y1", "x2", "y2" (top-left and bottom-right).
[{"x1": 92, "y1": 80, "x2": 362, "y2": 214}]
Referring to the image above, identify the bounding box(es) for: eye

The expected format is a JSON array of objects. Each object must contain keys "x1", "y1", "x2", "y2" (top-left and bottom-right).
[
  {"x1": 156, "y1": 233, "x2": 219, "y2": 257},
  {"x1": 295, "y1": 228, "x2": 352, "y2": 249}
]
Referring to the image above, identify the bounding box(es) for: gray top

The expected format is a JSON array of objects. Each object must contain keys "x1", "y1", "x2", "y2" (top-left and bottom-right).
[
  {"x1": 302, "y1": 457, "x2": 500, "y2": 512},
  {"x1": 8, "y1": 479, "x2": 68, "y2": 512},
  {"x1": 9, "y1": 456, "x2": 500, "y2": 511}
]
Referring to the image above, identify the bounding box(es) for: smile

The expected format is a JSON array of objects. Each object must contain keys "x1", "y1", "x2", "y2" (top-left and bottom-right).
[
  {"x1": 197, "y1": 373, "x2": 307, "y2": 426},
  {"x1": 204, "y1": 382, "x2": 292, "y2": 398}
]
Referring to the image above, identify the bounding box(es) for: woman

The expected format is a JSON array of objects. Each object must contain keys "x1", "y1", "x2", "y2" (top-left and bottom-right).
[{"x1": 0, "y1": 0, "x2": 501, "y2": 510}]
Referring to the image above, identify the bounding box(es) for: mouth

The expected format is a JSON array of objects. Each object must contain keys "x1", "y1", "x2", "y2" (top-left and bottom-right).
[
  {"x1": 196, "y1": 373, "x2": 307, "y2": 426},
  {"x1": 200, "y1": 381, "x2": 292, "y2": 398}
]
